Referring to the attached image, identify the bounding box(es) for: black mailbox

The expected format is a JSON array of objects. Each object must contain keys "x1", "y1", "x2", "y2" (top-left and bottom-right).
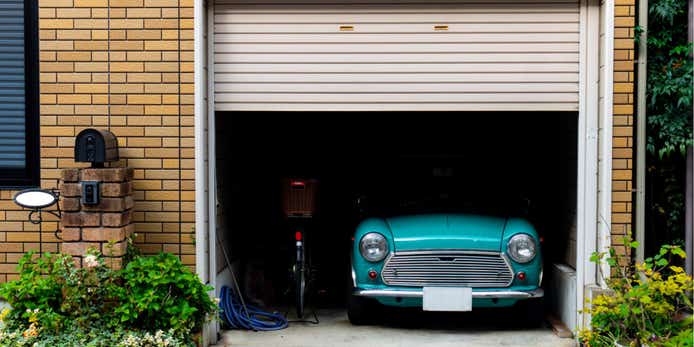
[{"x1": 74, "y1": 128, "x2": 119, "y2": 167}]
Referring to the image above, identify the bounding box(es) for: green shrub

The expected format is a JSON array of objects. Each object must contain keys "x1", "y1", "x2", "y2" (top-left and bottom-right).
[
  {"x1": 0, "y1": 326, "x2": 188, "y2": 347},
  {"x1": 579, "y1": 243, "x2": 693, "y2": 346},
  {"x1": 0, "y1": 251, "x2": 120, "y2": 333},
  {"x1": 115, "y1": 253, "x2": 217, "y2": 334},
  {"x1": 0, "y1": 250, "x2": 217, "y2": 346}
]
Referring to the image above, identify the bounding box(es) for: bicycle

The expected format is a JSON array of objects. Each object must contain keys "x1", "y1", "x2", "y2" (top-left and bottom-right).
[
  {"x1": 293, "y1": 224, "x2": 307, "y2": 319},
  {"x1": 282, "y1": 178, "x2": 319, "y2": 323}
]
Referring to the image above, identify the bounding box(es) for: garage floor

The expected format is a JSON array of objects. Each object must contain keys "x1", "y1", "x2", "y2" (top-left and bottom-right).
[{"x1": 214, "y1": 309, "x2": 576, "y2": 347}]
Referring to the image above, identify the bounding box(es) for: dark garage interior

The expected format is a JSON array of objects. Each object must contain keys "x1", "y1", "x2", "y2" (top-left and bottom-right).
[{"x1": 214, "y1": 111, "x2": 578, "y2": 320}]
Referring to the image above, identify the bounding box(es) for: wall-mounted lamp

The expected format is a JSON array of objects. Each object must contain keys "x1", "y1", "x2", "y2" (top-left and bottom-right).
[{"x1": 13, "y1": 188, "x2": 62, "y2": 239}]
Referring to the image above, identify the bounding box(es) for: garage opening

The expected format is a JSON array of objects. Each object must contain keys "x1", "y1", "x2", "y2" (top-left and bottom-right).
[{"x1": 214, "y1": 111, "x2": 579, "y2": 336}]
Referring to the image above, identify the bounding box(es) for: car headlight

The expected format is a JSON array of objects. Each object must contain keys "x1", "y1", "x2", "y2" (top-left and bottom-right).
[
  {"x1": 507, "y1": 234, "x2": 537, "y2": 263},
  {"x1": 359, "y1": 232, "x2": 389, "y2": 262}
]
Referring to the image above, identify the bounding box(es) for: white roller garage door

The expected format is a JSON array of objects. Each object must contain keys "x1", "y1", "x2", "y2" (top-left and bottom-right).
[{"x1": 213, "y1": 0, "x2": 580, "y2": 111}]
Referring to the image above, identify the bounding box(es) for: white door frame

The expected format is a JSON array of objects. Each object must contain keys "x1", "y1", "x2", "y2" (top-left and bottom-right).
[
  {"x1": 577, "y1": 0, "x2": 598, "y2": 330},
  {"x1": 195, "y1": 0, "x2": 615, "y2": 338},
  {"x1": 577, "y1": 0, "x2": 614, "y2": 330},
  {"x1": 194, "y1": 0, "x2": 218, "y2": 344}
]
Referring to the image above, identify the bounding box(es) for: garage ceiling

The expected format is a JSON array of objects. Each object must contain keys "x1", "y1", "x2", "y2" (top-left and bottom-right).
[{"x1": 213, "y1": 0, "x2": 580, "y2": 111}]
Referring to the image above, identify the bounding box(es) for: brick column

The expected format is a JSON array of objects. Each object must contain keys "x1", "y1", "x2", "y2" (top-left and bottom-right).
[{"x1": 60, "y1": 168, "x2": 135, "y2": 269}]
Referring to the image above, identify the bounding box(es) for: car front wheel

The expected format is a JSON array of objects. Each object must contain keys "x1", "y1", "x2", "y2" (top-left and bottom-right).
[
  {"x1": 518, "y1": 297, "x2": 545, "y2": 327},
  {"x1": 347, "y1": 294, "x2": 379, "y2": 325}
]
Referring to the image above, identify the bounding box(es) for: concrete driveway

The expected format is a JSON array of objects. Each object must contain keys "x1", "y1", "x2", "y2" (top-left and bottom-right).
[{"x1": 217, "y1": 308, "x2": 577, "y2": 347}]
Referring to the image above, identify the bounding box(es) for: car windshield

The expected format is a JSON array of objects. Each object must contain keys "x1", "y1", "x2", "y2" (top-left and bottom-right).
[{"x1": 360, "y1": 155, "x2": 530, "y2": 218}]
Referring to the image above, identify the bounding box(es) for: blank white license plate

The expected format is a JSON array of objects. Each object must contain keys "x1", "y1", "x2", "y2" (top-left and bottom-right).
[{"x1": 423, "y1": 287, "x2": 472, "y2": 312}]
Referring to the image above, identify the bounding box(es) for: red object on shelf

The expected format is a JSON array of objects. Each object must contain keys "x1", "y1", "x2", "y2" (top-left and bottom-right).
[
  {"x1": 290, "y1": 180, "x2": 306, "y2": 189},
  {"x1": 282, "y1": 178, "x2": 318, "y2": 218}
]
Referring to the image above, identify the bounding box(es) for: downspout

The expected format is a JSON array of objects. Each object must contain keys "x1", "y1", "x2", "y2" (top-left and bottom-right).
[
  {"x1": 599, "y1": 0, "x2": 615, "y2": 285},
  {"x1": 206, "y1": 0, "x2": 219, "y2": 341},
  {"x1": 194, "y1": 0, "x2": 212, "y2": 344},
  {"x1": 635, "y1": 0, "x2": 647, "y2": 265},
  {"x1": 194, "y1": 0, "x2": 208, "y2": 286}
]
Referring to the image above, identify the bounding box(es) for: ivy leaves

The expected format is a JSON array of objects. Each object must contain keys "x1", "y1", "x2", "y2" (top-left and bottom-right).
[{"x1": 645, "y1": 0, "x2": 693, "y2": 159}]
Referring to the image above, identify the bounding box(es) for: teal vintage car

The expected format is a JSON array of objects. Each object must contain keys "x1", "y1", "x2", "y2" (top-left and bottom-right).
[{"x1": 348, "y1": 213, "x2": 543, "y2": 325}]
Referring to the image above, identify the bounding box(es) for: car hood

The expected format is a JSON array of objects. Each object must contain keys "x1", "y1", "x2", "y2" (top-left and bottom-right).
[{"x1": 385, "y1": 214, "x2": 507, "y2": 252}]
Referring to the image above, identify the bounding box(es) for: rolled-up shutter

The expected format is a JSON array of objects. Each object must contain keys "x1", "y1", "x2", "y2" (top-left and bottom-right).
[
  {"x1": 0, "y1": 0, "x2": 26, "y2": 168},
  {"x1": 214, "y1": 0, "x2": 580, "y2": 111}
]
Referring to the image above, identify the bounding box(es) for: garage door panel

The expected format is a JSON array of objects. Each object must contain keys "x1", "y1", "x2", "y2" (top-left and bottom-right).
[
  {"x1": 216, "y1": 52, "x2": 579, "y2": 63},
  {"x1": 217, "y1": 92, "x2": 579, "y2": 103},
  {"x1": 220, "y1": 13, "x2": 578, "y2": 23},
  {"x1": 215, "y1": 63, "x2": 580, "y2": 73},
  {"x1": 214, "y1": 0, "x2": 580, "y2": 111},
  {"x1": 219, "y1": 2, "x2": 578, "y2": 13},
  {"x1": 217, "y1": 0, "x2": 579, "y2": 5},
  {"x1": 222, "y1": 103, "x2": 579, "y2": 111},
  {"x1": 216, "y1": 23, "x2": 579, "y2": 34},
  {"x1": 214, "y1": 72, "x2": 579, "y2": 83},
  {"x1": 216, "y1": 43, "x2": 578, "y2": 53},
  {"x1": 216, "y1": 83, "x2": 578, "y2": 93},
  {"x1": 216, "y1": 33, "x2": 581, "y2": 44}
]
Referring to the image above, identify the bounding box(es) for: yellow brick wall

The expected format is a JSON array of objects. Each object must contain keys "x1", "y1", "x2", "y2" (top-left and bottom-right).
[
  {"x1": 0, "y1": 0, "x2": 195, "y2": 281},
  {"x1": 612, "y1": 0, "x2": 635, "y2": 256}
]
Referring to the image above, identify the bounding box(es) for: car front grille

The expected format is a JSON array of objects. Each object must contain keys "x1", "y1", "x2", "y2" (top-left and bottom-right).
[{"x1": 381, "y1": 250, "x2": 514, "y2": 288}]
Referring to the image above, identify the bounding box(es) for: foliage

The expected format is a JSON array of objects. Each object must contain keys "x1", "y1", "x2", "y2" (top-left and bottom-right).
[
  {"x1": 0, "y1": 250, "x2": 218, "y2": 346},
  {"x1": 641, "y1": 0, "x2": 692, "y2": 248},
  {"x1": 648, "y1": 163, "x2": 686, "y2": 247},
  {"x1": 115, "y1": 253, "x2": 217, "y2": 334},
  {"x1": 0, "y1": 325, "x2": 189, "y2": 347},
  {"x1": 0, "y1": 250, "x2": 124, "y2": 333},
  {"x1": 579, "y1": 242, "x2": 693, "y2": 346},
  {"x1": 0, "y1": 252, "x2": 70, "y2": 333},
  {"x1": 642, "y1": 0, "x2": 692, "y2": 158}
]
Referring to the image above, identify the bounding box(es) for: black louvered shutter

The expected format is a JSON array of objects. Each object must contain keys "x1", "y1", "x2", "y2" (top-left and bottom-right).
[{"x1": 0, "y1": 0, "x2": 26, "y2": 169}]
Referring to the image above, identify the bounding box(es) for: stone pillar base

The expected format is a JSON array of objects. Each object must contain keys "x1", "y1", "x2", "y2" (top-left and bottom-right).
[{"x1": 60, "y1": 167, "x2": 134, "y2": 269}]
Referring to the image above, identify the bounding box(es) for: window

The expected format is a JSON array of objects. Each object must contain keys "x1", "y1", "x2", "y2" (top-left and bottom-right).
[{"x1": 0, "y1": 0, "x2": 39, "y2": 187}]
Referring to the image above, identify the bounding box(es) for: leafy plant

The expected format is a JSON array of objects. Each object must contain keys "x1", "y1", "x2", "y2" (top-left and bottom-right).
[
  {"x1": 114, "y1": 253, "x2": 217, "y2": 334},
  {"x1": 641, "y1": 0, "x2": 692, "y2": 249},
  {"x1": 0, "y1": 251, "x2": 218, "y2": 346},
  {"x1": 0, "y1": 325, "x2": 189, "y2": 347},
  {"x1": 0, "y1": 252, "x2": 73, "y2": 333},
  {"x1": 579, "y1": 242, "x2": 693, "y2": 346},
  {"x1": 644, "y1": 0, "x2": 692, "y2": 159}
]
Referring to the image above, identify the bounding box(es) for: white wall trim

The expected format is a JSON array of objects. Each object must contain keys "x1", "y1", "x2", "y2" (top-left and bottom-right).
[
  {"x1": 194, "y1": 0, "x2": 208, "y2": 285},
  {"x1": 598, "y1": 0, "x2": 615, "y2": 286},
  {"x1": 206, "y1": 0, "x2": 220, "y2": 343},
  {"x1": 194, "y1": 0, "x2": 212, "y2": 345},
  {"x1": 576, "y1": 0, "x2": 587, "y2": 329},
  {"x1": 576, "y1": 0, "x2": 601, "y2": 330},
  {"x1": 203, "y1": 0, "x2": 609, "y2": 335}
]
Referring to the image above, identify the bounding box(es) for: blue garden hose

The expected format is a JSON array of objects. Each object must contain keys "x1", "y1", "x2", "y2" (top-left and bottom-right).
[{"x1": 219, "y1": 285, "x2": 288, "y2": 331}]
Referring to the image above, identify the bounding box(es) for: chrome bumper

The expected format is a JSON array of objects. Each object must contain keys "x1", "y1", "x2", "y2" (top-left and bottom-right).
[{"x1": 354, "y1": 288, "x2": 544, "y2": 299}]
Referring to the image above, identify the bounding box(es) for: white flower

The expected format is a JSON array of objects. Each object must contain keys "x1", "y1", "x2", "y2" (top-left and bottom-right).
[{"x1": 84, "y1": 254, "x2": 99, "y2": 268}]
